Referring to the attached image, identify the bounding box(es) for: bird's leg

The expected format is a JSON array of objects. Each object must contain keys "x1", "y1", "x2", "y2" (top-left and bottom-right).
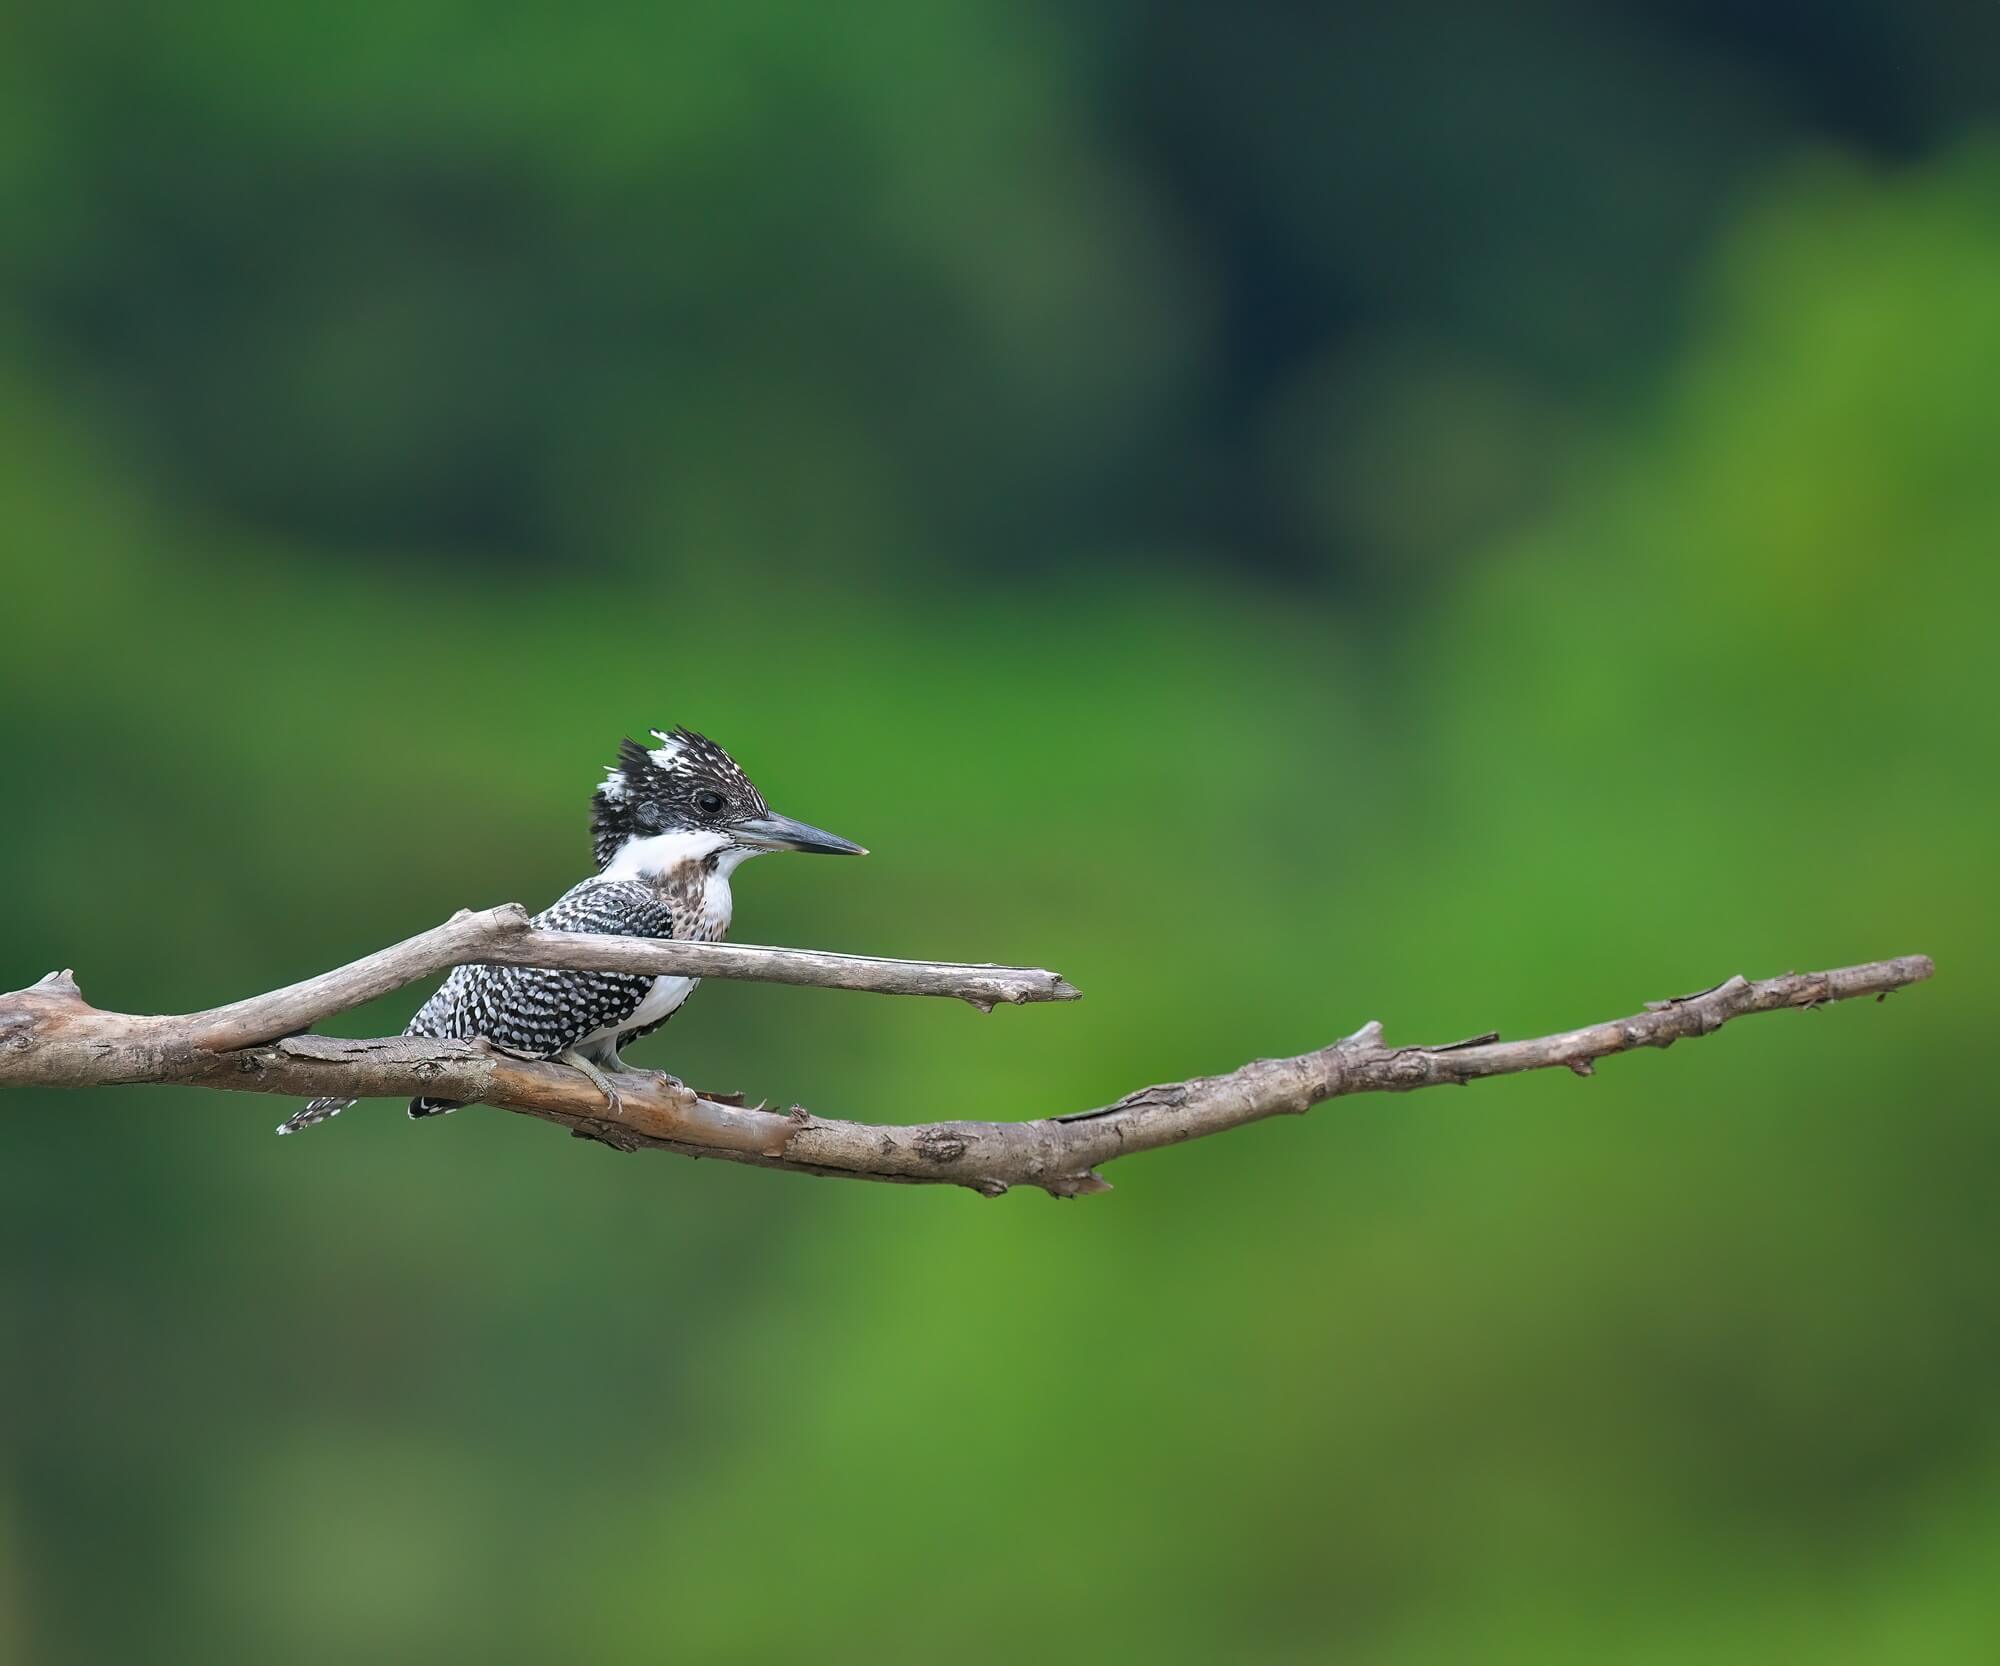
[
  {"x1": 602, "y1": 1044, "x2": 687, "y2": 1098},
  {"x1": 556, "y1": 1049, "x2": 625, "y2": 1118}
]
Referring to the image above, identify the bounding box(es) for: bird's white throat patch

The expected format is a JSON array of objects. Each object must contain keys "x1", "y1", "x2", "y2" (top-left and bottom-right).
[
  {"x1": 600, "y1": 829, "x2": 760, "y2": 884},
  {"x1": 600, "y1": 830, "x2": 748, "y2": 943}
]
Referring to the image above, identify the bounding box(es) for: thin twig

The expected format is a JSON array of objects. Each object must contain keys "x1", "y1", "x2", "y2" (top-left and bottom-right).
[
  {"x1": 0, "y1": 913, "x2": 1933, "y2": 1197},
  {"x1": 179, "y1": 904, "x2": 1079, "y2": 1054}
]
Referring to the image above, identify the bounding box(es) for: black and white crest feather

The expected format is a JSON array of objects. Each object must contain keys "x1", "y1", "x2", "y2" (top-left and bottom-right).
[{"x1": 591, "y1": 726, "x2": 769, "y2": 869}]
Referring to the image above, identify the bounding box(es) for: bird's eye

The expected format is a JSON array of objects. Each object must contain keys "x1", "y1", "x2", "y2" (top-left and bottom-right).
[{"x1": 694, "y1": 790, "x2": 725, "y2": 815}]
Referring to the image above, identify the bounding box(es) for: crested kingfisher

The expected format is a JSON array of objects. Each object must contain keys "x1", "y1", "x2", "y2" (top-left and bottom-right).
[{"x1": 277, "y1": 727, "x2": 865, "y2": 1134}]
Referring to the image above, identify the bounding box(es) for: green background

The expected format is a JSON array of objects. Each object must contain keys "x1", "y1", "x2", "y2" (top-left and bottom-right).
[{"x1": 2, "y1": 4, "x2": 1995, "y2": 1661}]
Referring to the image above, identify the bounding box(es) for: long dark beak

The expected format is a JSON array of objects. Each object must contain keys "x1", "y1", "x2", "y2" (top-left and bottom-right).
[{"x1": 731, "y1": 811, "x2": 868, "y2": 856}]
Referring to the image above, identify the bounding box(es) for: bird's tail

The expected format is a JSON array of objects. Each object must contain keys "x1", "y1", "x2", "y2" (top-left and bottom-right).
[
  {"x1": 277, "y1": 1097, "x2": 354, "y2": 1135},
  {"x1": 408, "y1": 1097, "x2": 464, "y2": 1119},
  {"x1": 276, "y1": 1095, "x2": 465, "y2": 1132}
]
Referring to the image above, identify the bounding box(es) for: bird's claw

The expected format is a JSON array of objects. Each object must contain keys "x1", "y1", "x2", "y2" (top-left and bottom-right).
[{"x1": 557, "y1": 1049, "x2": 629, "y2": 1118}]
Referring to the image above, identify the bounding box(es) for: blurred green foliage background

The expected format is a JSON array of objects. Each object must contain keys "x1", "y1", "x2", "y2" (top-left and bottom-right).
[{"x1": 2, "y1": 3, "x2": 1996, "y2": 1661}]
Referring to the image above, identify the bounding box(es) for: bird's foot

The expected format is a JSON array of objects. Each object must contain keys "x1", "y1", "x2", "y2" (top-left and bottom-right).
[{"x1": 557, "y1": 1049, "x2": 626, "y2": 1117}]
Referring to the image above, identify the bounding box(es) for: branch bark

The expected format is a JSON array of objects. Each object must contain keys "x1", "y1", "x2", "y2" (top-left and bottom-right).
[
  {"x1": 0, "y1": 915, "x2": 1932, "y2": 1198},
  {"x1": 178, "y1": 904, "x2": 1079, "y2": 1055}
]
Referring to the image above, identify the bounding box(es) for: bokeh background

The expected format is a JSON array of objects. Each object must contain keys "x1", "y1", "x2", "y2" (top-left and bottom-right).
[{"x1": 2, "y1": 3, "x2": 1996, "y2": 1661}]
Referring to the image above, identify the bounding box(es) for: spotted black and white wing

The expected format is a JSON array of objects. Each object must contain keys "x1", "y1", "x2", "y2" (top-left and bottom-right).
[
  {"x1": 278, "y1": 879, "x2": 678, "y2": 1133},
  {"x1": 411, "y1": 881, "x2": 673, "y2": 1053},
  {"x1": 399, "y1": 878, "x2": 679, "y2": 1117}
]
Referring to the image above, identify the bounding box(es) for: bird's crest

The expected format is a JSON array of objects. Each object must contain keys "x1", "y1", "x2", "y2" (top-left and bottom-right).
[{"x1": 591, "y1": 726, "x2": 768, "y2": 867}]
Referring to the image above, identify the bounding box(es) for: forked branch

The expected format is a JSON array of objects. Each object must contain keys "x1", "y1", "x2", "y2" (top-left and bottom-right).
[{"x1": 0, "y1": 908, "x2": 1932, "y2": 1198}]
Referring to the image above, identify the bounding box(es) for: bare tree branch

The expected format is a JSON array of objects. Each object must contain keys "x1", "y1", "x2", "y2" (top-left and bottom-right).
[
  {"x1": 176, "y1": 903, "x2": 1078, "y2": 1055},
  {"x1": 0, "y1": 911, "x2": 1932, "y2": 1196}
]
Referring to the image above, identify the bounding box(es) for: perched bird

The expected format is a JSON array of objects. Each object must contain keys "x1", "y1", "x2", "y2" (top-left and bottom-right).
[{"x1": 277, "y1": 727, "x2": 864, "y2": 1134}]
